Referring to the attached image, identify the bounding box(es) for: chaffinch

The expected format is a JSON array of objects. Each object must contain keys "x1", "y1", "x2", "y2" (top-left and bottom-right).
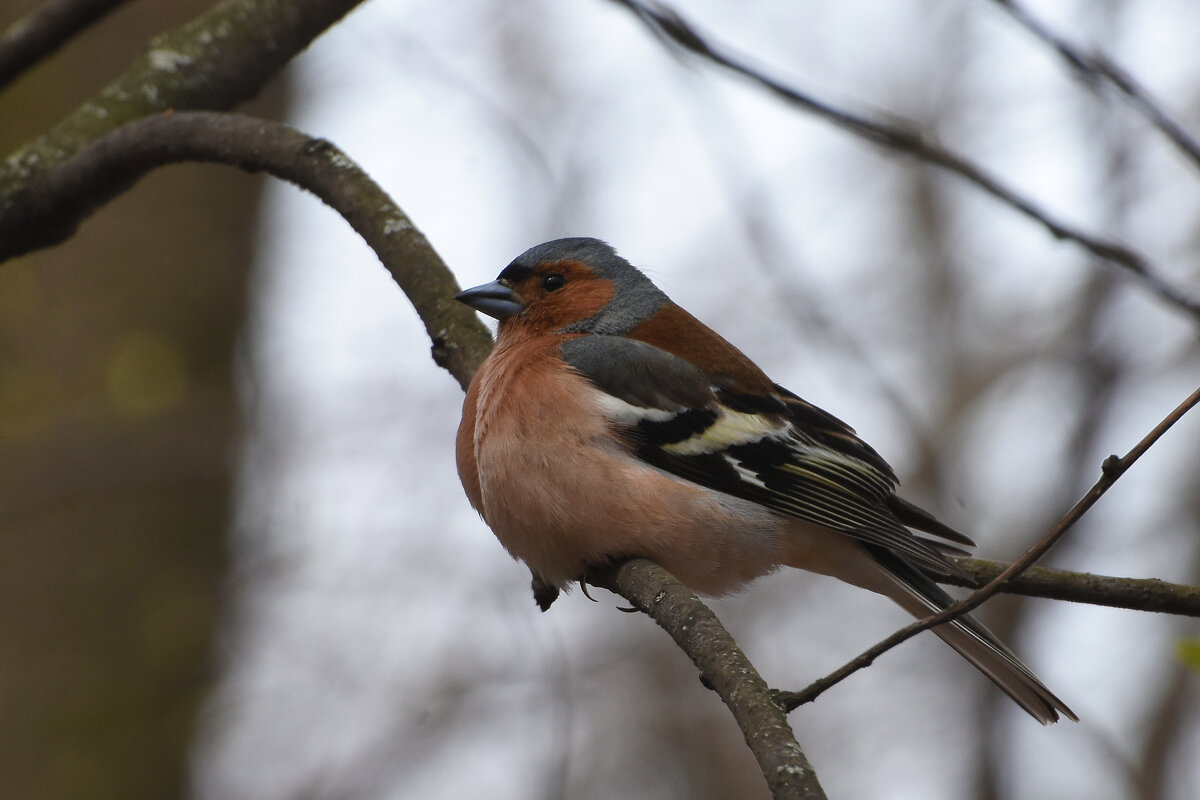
[{"x1": 455, "y1": 237, "x2": 1075, "y2": 724}]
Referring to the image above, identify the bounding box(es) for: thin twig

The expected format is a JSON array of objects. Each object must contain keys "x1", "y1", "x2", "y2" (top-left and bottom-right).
[
  {"x1": 607, "y1": 0, "x2": 1200, "y2": 323},
  {"x1": 778, "y1": 385, "x2": 1200, "y2": 711},
  {"x1": 0, "y1": 0, "x2": 130, "y2": 89},
  {"x1": 991, "y1": 0, "x2": 1200, "y2": 174}
]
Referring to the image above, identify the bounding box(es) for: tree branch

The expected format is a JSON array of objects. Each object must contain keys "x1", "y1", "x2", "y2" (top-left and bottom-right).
[
  {"x1": 590, "y1": 560, "x2": 828, "y2": 800},
  {"x1": 0, "y1": 0, "x2": 370, "y2": 244},
  {"x1": 0, "y1": 111, "x2": 492, "y2": 388},
  {"x1": 0, "y1": 0, "x2": 131, "y2": 89},
  {"x1": 948, "y1": 559, "x2": 1200, "y2": 617},
  {"x1": 779, "y1": 385, "x2": 1200, "y2": 711},
  {"x1": 991, "y1": 0, "x2": 1200, "y2": 174},
  {"x1": 607, "y1": 0, "x2": 1200, "y2": 323}
]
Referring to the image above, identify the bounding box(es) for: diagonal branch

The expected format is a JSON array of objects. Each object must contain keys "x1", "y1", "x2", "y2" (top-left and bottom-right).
[
  {"x1": 0, "y1": 0, "x2": 370, "y2": 252},
  {"x1": 779, "y1": 384, "x2": 1200, "y2": 711},
  {"x1": 607, "y1": 0, "x2": 1200, "y2": 323},
  {"x1": 991, "y1": 0, "x2": 1200, "y2": 174},
  {"x1": 0, "y1": 0, "x2": 131, "y2": 90},
  {"x1": 590, "y1": 560, "x2": 828, "y2": 800},
  {"x1": 3, "y1": 110, "x2": 493, "y2": 389}
]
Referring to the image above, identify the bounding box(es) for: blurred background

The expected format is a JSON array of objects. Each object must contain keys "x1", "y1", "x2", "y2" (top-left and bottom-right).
[{"x1": 3, "y1": 1, "x2": 1200, "y2": 799}]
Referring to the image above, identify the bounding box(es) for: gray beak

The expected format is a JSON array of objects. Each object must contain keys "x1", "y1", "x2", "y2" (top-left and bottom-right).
[{"x1": 455, "y1": 279, "x2": 524, "y2": 320}]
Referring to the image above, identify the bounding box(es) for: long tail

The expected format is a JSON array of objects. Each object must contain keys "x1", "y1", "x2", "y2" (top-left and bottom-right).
[{"x1": 866, "y1": 546, "x2": 1077, "y2": 725}]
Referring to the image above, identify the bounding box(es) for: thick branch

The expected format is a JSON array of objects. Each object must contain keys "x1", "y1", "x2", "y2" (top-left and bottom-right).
[
  {"x1": 949, "y1": 559, "x2": 1200, "y2": 617},
  {"x1": 0, "y1": 0, "x2": 368, "y2": 233},
  {"x1": 608, "y1": 0, "x2": 1200, "y2": 323},
  {"x1": 0, "y1": 0, "x2": 130, "y2": 89},
  {"x1": 591, "y1": 560, "x2": 827, "y2": 800},
  {"x1": 5, "y1": 111, "x2": 492, "y2": 388}
]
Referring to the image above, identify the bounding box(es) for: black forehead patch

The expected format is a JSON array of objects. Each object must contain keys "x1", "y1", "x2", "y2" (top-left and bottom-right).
[{"x1": 496, "y1": 260, "x2": 534, "y2": 283}]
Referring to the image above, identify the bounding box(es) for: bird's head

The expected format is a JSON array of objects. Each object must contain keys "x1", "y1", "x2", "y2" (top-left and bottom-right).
[{"x1": 456, "y1": 238, "x2": 670, "y2": 336}]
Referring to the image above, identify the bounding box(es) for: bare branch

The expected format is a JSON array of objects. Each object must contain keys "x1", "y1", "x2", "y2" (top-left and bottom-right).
[
  {"x1": 0, "y1": 0, "x2": 130, "y2": 89},
  {"x1": 607, "y1": 0, "x2": 1200, "y2": 323},
  {"x1": 779, "y1": 385, "x2": 1200, "y2": 711},
  {"x1": 0, "y1": 0, "x2": 369, "y2": 229},
  {"x1": 948, "y1": 559, "x2": 1200, "y2": 617},
  {"x1": 590, "y1": 559, "x2": 828, "y2": 800},
  {"x1": 991, "y1": 0, "x2": 1200, "y2": 174},
  {"x1": 3, "y1": 111, "x2": 492, "y2": 389}
]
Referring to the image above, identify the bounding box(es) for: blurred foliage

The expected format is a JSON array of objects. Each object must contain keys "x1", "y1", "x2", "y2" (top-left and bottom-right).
[{"x1": 1177, "y1": 639, "x2": 1200, "y2": 674}]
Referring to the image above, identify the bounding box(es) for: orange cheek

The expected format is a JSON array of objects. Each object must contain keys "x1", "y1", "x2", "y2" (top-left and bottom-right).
[{"x1": 521, "y1": 281, "x2": 615, "y2": 332}]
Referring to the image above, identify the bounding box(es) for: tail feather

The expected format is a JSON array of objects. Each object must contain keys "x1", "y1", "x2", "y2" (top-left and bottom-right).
[{"x1": 867, "y1": 546, "x2": 1077, "y2": 725}]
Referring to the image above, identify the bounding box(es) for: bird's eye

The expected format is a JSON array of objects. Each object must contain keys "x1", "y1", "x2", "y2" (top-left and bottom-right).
[{"x1": 541, "y1": 273, "x2": 565, "y2": 291}]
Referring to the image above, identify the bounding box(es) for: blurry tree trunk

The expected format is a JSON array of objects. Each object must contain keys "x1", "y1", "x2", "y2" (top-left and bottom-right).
[{"x1": 0, "y1": 2, "x2": 283, "y2": 797}]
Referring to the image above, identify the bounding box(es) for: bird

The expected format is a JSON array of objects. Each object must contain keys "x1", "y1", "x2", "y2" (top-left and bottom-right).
[{"x1": 454, "y1": 236, "x2": 1075, "y2": 724}]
